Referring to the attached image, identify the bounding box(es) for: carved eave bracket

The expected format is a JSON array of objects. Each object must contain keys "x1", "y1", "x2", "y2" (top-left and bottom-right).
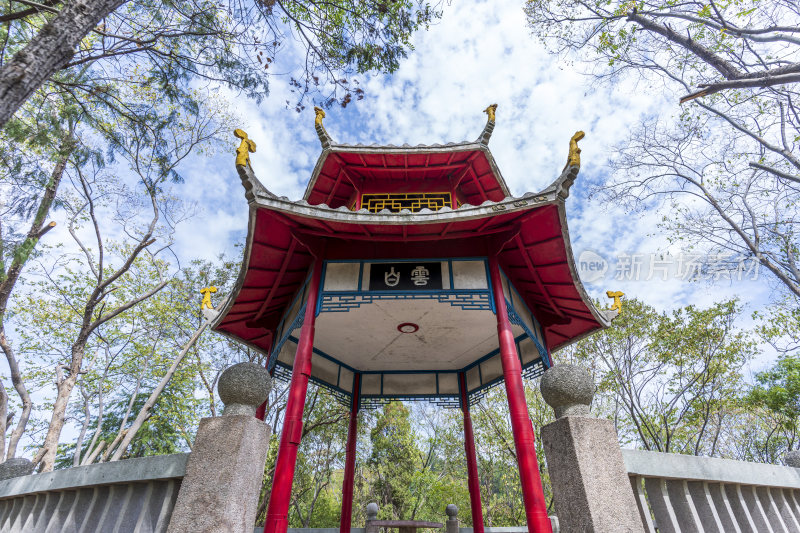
[
  {"x1": 541, "y1": 131, "x2": 585, "y2": 201},
  {"x1": 602, "y1": 308, "x2": 620, "y2": 322},
  {"x1": 477, "y1": 104, "x2": 497, "y2": 145},
  {"x1": 314, "y1": 106, "x2": 333, "y2": 149},
  {"x1": 541, "y1": 164, "x2": 579, "y2": 201},
  {"x1": 237, "y1": 164, "x2": 275, "y2": 203}
]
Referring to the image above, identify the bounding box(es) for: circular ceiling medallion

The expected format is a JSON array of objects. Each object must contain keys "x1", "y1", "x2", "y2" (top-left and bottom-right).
[{"x1": 397, "y1": 322, "x2": 419, "y2": 334}]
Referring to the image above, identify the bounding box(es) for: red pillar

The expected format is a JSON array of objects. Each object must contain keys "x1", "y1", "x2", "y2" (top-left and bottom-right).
[
  {"x1": 459, "y1": 373, "x2": 485, "y2": 533},
  {"x1": 263, "y1": 258, "x2": 323, "y2": 533},
  {"x1": 339, "y1": 373, "x2": 361, "y2": 533},
  {"x1": 255, "y1": 399, "x2": 268, "y2": 421},
  {"x1": 488, "y1": 256, "x2": 552, "y2": 533}
]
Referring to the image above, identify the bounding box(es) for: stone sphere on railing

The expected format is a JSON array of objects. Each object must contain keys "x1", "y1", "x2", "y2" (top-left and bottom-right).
[
  {"x1": 445, "y1": 504, "x2": 458, "y2": 518},
  {"x1": 786, "y1": 450, "x2": 800, "y2": 468},
  {"x1": 540, "y1": 363, "x2": 595, "y2": 419},
  {"x1": 366, "y1": 502, "x2": 379, "y2": 521},
  {"x1": 218, "y1": 362, "x2": 272, "y2": 416},
  {"x1": 0, "y1": 457, "x2": 34, "y2": 480}
]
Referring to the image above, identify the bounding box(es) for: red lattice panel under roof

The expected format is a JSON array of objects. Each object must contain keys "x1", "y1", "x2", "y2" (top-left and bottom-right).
[
  {"x1": 305, "y1": 148, "x2": 507, "y2": 209},
  {"x1": 215, "y1": 204, "x2": 604, "y2": 356}
]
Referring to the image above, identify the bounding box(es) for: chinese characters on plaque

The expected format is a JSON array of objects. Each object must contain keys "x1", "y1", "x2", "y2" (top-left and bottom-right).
[{"x1": 368, "y1": 262, "x2": 443, "y2": 291}]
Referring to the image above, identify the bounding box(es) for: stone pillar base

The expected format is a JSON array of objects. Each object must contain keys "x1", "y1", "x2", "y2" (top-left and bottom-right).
[
  {"x1": 167, "y1": 415, "x2": 270, "y2": 533},
  {"x1": 542, "y1": 416, "x2": 643, "y2": 533}
]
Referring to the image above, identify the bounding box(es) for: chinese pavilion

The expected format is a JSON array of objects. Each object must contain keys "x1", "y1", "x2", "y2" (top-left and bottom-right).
[{"x1": 212, "y1": 106, "x2": 615, "y2": 533}]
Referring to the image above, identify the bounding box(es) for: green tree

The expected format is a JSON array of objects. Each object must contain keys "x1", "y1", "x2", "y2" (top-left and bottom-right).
[
  {"x1": 0, "y1": 88, "x2": 80, "y2": 461},
  {"x1": 0, "y1": 74, "x2": 230, "y2": 462},
  {"x1": 744, "y1": 354, "x2": 800, "y2": 462},
  {"x1": 562, "y1": 298, "x2": 754, "y2": 455},
  {"x1": 369, "y1": 401, "x2": 419, "y2": 520},
  {"x1": 15, "y1": 249, "x2": 256, "y2": 469},
  {"x1": 9, "y1": 84, "x2": 226, "y2": 471},
  {"x1": 54, "y1": 383, "x2": 197, "y2": 469},
  {"x1": 0, "y1": 0, "x2": 441, "y2": 127}
]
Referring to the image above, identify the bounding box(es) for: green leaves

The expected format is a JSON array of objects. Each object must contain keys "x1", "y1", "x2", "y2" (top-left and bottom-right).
[
  {"x1": 563, "y1": 297, "x2": 753, "y2": 455},
  {"x1": 749, "y1": 355, "x2": 800, "y2": 424}
]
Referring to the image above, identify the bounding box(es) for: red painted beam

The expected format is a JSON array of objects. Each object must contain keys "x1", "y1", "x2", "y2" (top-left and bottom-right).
[
  {"x1": 459, "y1": 373, "x2": 485, "y2": 533},
  {"x1": 340, "y1": 374, "x2": 361, "y2": 533},
  {"x1": 292, "y1": 224, "x2": 514, "y2": 243},
  {"x1": 324, "y1": 168, "x2": 346, "y2": 205},
  {"x1": 254, "y1": 240, "x2": 298, "y2": 321},
  {"x1": 488, "y1": 256, "x2": 552, "y2": 533},
  {"x1": 263, "y1": 257, "x2": 323, "y2": 533},
  {"x1": 514, "y1": 234, "x2": 564, "y2": 319}
]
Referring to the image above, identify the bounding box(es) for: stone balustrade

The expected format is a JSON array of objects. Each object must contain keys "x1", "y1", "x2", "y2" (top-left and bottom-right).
[
  {"x1": 624, "y1": 448, "x2": 800, "y2": 533},
  {"x1": 0, "y1": 361, "x2": 272, "y2": 533},
  {"x1": 539, "y1": 362, "x2": 800, "y2": 533},
  {"x1": 0, "y1": 453, "x2": 187, "y2": 532}
]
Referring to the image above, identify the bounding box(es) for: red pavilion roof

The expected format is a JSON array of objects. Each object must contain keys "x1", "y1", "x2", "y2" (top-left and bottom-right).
[
  {"x1": 213, "y1": 111, "x2": 613, "y2": 371},
  {"x1": 213, "y1": 162, "x2": 613, "y2": 358},
  {"x1": 304, "y1": 144, "x2": 509, "y2": 209}
]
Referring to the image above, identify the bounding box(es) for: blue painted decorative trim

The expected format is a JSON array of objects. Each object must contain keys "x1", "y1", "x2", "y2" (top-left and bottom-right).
[
  {"x1": 448, "y1": 259, "x2": 455, "y2": 290},
  {"x1": 321, "y1": 258, "x2": 489, "y2": 294},
  {"x1": 267, "y1": 259, "x2": 551, "y2": 404},
  {"x1": 468, "y1": 359, "x2": 546, "y2": 407},
  {"x1": 359, "y1": 368, "x2": 459, "y2": 376},
  {"x1": 272, "y1": 362, "x2": 351, "y2": 406},
  {"x1": 506, "y1": 301, "x2": 549, "y2": 363},
  {"x1": 319, "y1": 292, "x2": 492, "y2": 312},
  {"x1": 268, "y1": 303, "x2": 306, "y2": 371},
  {"x1": 269, "y1": 273, "x2": 311, "y2": 353},
  {"x1": 498, "y1": 265, "x2": 552, "y2": 369},
  {"x1": 484, "y1": 260, "x2": 496, "y2": 314},
  {"x1": 316, "y1": 262, "x2": 326, "y2": 317},
  {"x1": 360, "y1": 394, "x2": 461, "y2": 410}
]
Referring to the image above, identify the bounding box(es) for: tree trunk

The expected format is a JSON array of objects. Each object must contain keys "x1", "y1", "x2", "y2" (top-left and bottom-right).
[
  {"x1": 0, "y1": 0, "x2": 127, "y2": 128},
  {"x1": 109, "y1": 319, "x2": 209, "y2": 461},
  {"x1": 82, "y1": 386, "x2": 104, "y2": 464},
  {"x1": 0, "y1": 380, "x2": 7, "y2": 461},
  {"x1": 81, "y1": 439, "x2": 105, "y2": 465},
  {"x1": 0, "y1": 149, "x2": 69, "y2": 459},
  {"x1": 37, "y1": 371, "x2": 79, "y2": 472},
  {"x1": 73, "y1": 388, "x2": 91, "y2": 466}
]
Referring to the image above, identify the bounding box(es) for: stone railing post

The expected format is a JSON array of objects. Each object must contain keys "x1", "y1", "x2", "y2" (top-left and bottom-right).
[
  {"x1": 365, "y1": 502, "x2": 379, "y2": 533},
  {"x1": 445, "y1": 504, "x2": 458, "y2": 533},
  {"x1": 540, "y1": 364, "x2": 643, "y2": 533},
  {"x1": 167, "y1": 362, "x2": 272, "y2": 533}
]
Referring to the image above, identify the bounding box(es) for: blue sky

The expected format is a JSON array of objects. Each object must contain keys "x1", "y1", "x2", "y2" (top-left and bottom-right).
[{"x1": 168, "y1": 0, "x2": 775, "y2": 370}]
